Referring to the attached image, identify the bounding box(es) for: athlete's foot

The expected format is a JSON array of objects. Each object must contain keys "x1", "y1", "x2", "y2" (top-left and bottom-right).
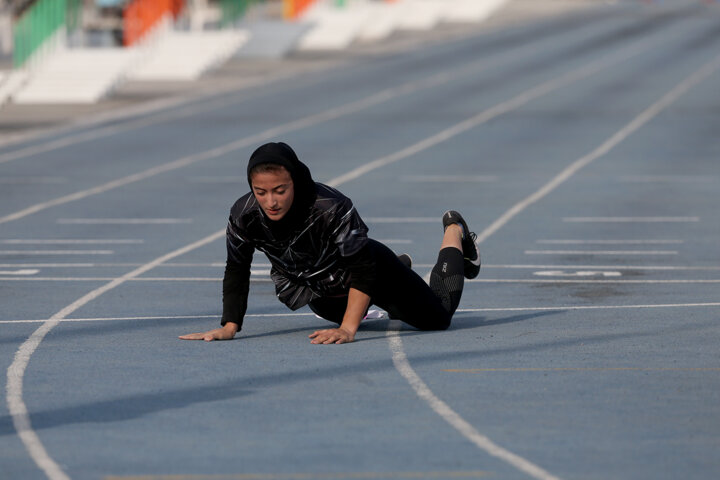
[
  {"x1": 397, "y1": 253, "x2": 413, "y2": 270},
  {"x1": 442, "y1": 210, "x2": 481, "y2": 279}
]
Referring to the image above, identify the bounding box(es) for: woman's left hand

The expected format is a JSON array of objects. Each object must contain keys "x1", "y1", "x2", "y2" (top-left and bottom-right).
[{"x1": 309, "y1": 327, "x2": 355, "y2": 344}]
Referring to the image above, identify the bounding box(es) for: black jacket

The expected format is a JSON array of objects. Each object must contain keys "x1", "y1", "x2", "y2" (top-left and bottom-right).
[{"x1": 221, "y1": 143, "x2": 371, "y2": 329}]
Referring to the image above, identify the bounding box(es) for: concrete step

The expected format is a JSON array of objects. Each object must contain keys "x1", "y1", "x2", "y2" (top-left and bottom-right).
[
  {"x1": 297, "y1": 0, "x2": 509, "y2": 51},
  {"x1": 12, "y1": 49, "x2": 139, "y2": 104},
  {"x1": 0, "y1": 70, "x2": 30, "y2": 105},
  {"x1": 297, "y1": 2, "x2": 372, "y2": 51},
  {"x1": 443, "y1": 0, "x2": 509, "y2": 23},
  {"x1": 128, "y1": 30, "x2": 249, "y2": 81}
]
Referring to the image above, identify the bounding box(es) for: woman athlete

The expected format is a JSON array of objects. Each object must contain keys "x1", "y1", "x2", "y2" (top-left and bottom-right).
[{"x1": 180, "y1": 142, "x2": 480, "y2": 344}]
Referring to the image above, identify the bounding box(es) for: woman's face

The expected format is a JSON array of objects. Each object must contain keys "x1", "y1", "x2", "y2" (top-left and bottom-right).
[{"x1": 251, "y1": 168, "x2": 295, "y2": 221}]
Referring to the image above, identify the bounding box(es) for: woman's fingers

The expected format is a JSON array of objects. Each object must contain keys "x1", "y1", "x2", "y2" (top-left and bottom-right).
[
  {"x1": 179, "y1": 332, "x2": 204, "y2": 340},
  {"x1": 309, "y1": 328, "x2": 352, "y2": 344}
]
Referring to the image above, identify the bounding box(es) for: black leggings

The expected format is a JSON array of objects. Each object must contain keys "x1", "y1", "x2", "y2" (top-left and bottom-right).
[{"x1": 308, "y1": 239, "x2": 465, "y2": 330}]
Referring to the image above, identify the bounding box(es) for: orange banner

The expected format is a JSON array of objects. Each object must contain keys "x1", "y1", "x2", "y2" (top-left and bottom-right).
[
  {"x1": 124, "y1": 0, "x2": 184, "y2": 46},
  {"x1": 283, "y1": 0, "x2": 316, "y2": 20}
]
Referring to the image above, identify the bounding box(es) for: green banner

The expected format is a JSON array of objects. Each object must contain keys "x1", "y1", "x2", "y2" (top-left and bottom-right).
[
  {"x1": 220, "y1": 0, "x2": 258, "y2": 27},
  {"x1": 12, "y1": 0, "x2": 81, "y2": 68}
]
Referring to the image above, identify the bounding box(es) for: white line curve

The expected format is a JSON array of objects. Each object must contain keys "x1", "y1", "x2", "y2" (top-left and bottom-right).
[
  {"x1": 5, "y1": 230, "x2": 226, "y2": 480},
  {"x1": 388, "y1": 52, "x2": 720, "y2": 480},
  {"x1": 7, "y1": 33, "x2": 717, "y2": 480}
]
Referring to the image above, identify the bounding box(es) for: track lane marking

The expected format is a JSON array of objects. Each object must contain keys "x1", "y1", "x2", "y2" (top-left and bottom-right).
[
  {"x1": 7, "y1": 32, "x2": 716, "y2": 480},
  {"x1": 1, "y1": 262, "x2": 718, "y2": 270},
  {"x1": 535, "y1": 239, "x2": 683, "y2": 245},
  {"x1": 3, "y1": 302, "x2": 719, "y2": 324},
  {"x1": 5, "y1": 229, "x2": 226, "y2": 480},
  {"x1": 398, "y1": 48, "x2": 720, "y2": 480},
  {"x1": 0, "y1": 32, "x2": 657, "y2": 227},
  {"x1": 563, "y1": 216, "x2": 699, "y2": 222},
  {"x1": 386, "y1": 324, "x2": 561, "y2": 480},
  {"x1": 0, "y1": 269, "x2": 39, "y2": 276},
  {"x1": 399, "y1": 175, "x2": 498, "y2": 182},
  {"x1": 0, "y1": 177, "x2": 67, "y2": 184},
  {"x1": 457, "y1": 303, "x2": 720, "y2": 312},
  {"x1": 443, "y1": 368, "x2": 720, "y2": 373},
  {"x1": 56, "y1": 218, "x2": 193, "y2": 225},
  {"x1": 0, "y1": 250, "x2": 114, "y2": 255},
  {"x1": 327, "y1": 39, "x2": 655, "y2": 188},
  {"x1": 0, "y1": 73, "x2": 451, "y2": 226},
  {"x1": 0, "y1": 239, "x2": 144, "y2": 244},
  {"x1": 2, "y1": 277, "x2": 719, "y2": 284},
  {"x1": 473, "y1": 51, "x2": 720, "y2": 245},
  {"x1": 524, "y1": 250, "x2": 678, "y2": 255},
  {"x1": 619, "y1": 175, "x2": 716, "y2": 183},
  {"x1": 468, "y1": 279, "x2": 720, "y2": 283},
  {"x1": 103, "y1": 470, "x2": 490, "y2": 480},
  {"x1": 365, "y1": 217, "x2": 437, "y2": 223},
  {"x1": 0, "y1": 11, "x2": 623, "y2": 161}
]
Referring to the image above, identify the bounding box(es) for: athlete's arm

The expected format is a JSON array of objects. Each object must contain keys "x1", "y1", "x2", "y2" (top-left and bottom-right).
[
  {"x1": 309, "y1": 288, "x2": 370, "y2": 344},
  {"x1": 180, "y1": 216, "x2": 252, "y2": 341}
]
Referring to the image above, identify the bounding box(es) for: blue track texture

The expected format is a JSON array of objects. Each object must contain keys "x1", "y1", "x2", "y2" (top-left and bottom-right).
[{"x1": 1, "y1": 2, "x2": 719, "y2": 479}]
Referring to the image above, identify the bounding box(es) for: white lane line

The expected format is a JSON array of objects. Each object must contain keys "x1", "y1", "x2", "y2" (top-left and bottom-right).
[
  {"x1": 187, "y1": 176, "x2": 247, "y2": 183},
  {"x1": 533, "y1": 270, "x2": 622, "y2": 277},
  {"x1": 525, "y1": 250, "x2": 678, "y2": 255},
  {"x1": 482, "y1": 264, "x2": 720, "y2": 271},
  {"x1": 619, "y1": 175, "x2": 716, "y2": 183},
  {"x1": 365, "y1": 217, "x2": 436, "y2": 223},
  {"x1": 0, "y1": 269, "x2": 39, "y2": 276},
  {"x1": 376, "y1": 239, "x2": 413, "y2": 244},
  {"x1": 456, "y1": 303, "x2": 720, "y2": 313},
  {"x1": 474, "y1": 53, "x2": 720, "y2": 245},
  {"x1": 0, "y1": 250, "x2": 114, "y2": 255},
  {"x1": 445, "y1": 368, "x2": 720, "y2": 373},
  {"x1": 563, "y1": 216, "x2": 699, "y2": 223},
  {"x1": 0, "y1": 239, "x2": 144, "y2": 245},
  {"x1": 0, "y1": 177, "x2": 67, "y2": 184},
  {"x1": 386, "y1": 323, "x2": 561, "y2": 480},
  {"x1": 5, "y1": 37, "x2": 702, "y2": 480},
  {"x1": 56, "y1": 218, "x2": 192, "y2": 225},
  {"x1": 0, "y1": 276, "x2": 271, "y2": 282},
  {"x1": 0, "y1": 29, "x2": 655, "y2": 230},
  {"x1": 466, "y1": 279, "x2": 720, "y2": 284},
  {"x1": 536, "y1": 239, "x2": 683, "y2": 245},
  {"x1": 399, "y1": 175, "x2": 498, "y2": 182},
  {"x1": 0, "y1": 262, "x2": 253, "y2": 268},
  {"x1": 4, "y1": 277, "x2": 720, "y2": 284},
  {"x1": 404, "y1": 48, "x2": 720, "y2": 480},
  {"x1": 0, "y1": 71, "x2": 454, "y2": 226},
  {"x1": 0, "y1": 55, "x2": 351, "y2": 156},
  {"x1": 0, "y1": 263, "x2": 119, "y2": 268},
  {"x1": 1, "y1": 262, "x2": 717, "y2": 271},
  {"x1": 356, "y1": 46, "x2": 717, "y2": 480},
  {"x1": 0, "y1": 14, "x2": 604, "y2": 161},
  {"x1": 0, "y1": 313, "x2": 315, "y2": 324},
  {"x1": 329, "y1": 39, "x2": 655, "y2": 189},
  {"x1": 0, "y1": 277, "x2": 212, "y2": 281},
  {"x1": 4, "y1": 303, "x2": 719, "y2": 324},
  {"x1": 6, "y1": 229, "x2": 226, "y2": 480}
]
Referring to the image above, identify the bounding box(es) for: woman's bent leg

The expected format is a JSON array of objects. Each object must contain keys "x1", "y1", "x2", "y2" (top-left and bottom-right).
[
  {"x1": 308, "y1": 296, "x2": 347, "y2": 325},
  {"x1": 428, "y1": 247, "x2": 465, "y2": 318},
  {"x1": 368, "y1": 240, "x2": 456, "y2": 331}
]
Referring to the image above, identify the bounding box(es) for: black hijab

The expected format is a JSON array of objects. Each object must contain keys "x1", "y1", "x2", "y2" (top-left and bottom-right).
[{"x1": 247, "y1": 142, "x2": 317, "y2": 238}]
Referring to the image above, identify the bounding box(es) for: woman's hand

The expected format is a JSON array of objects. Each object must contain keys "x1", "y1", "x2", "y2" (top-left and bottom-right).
[
  {"x1": 309, "y1": 327, "x2": 355, "y2": 344},
  {"x1": 179, "y1": 323, "x2": 238, "y2": 341}
]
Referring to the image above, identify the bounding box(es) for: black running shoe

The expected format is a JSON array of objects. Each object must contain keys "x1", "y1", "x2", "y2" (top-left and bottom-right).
[
  {"x1": 442, "y1": 210, "x2": 481, "y2": 279},
  {"x1": 397, "y1": 253, "x2": 413, "y2": 270}
]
